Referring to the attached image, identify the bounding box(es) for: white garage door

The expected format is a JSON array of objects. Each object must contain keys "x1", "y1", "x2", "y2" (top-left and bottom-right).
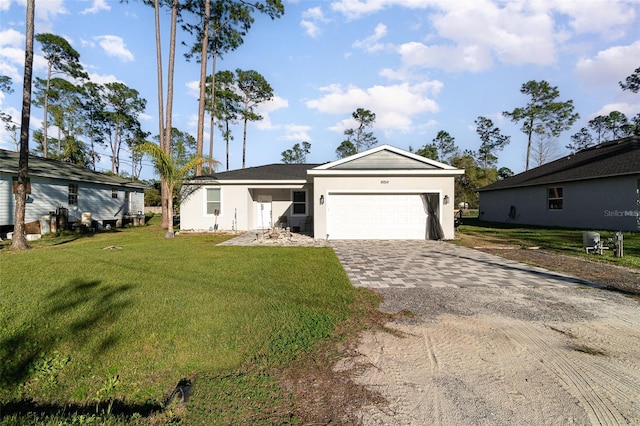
[{"x1": 327, "y1": 193, "x2": 427, "y2": 240}]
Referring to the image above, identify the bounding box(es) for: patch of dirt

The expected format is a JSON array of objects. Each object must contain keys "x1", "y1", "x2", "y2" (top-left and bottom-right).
[
  {"x1": 283, "y1": 238, "x2": 640, "y2": 425},
  {"x1": 479, "y1": 247, "x2": 640, "y2": 294}
]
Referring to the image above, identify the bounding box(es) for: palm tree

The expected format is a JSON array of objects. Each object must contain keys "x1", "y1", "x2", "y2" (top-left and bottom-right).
[{"x1": 140, "y1": 142, "x2": 211, "y2": 237}]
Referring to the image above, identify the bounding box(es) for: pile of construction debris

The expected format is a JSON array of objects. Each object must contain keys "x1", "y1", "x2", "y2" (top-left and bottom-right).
[{"x1": 253, "y1": 228, "x2": 328, "y2": 247}]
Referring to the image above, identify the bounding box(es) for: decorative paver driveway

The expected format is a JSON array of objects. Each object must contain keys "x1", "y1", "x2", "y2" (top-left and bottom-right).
[
  {"x1": 330, "y1": 240, "x2": 598, "y2": 289},
  {"x1": 217, "y1": 233, "x2": 598, "y2": 289}
]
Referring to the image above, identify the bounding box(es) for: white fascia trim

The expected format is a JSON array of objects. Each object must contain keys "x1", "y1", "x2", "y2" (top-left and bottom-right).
[
  {"x1": 312, "y1": 144, "x2": 458, "y2": 170},
  {"x1": 185, "y1": 179, "x2": 308, "y2": 185},
  {"x1": 308, "y1": 169, "x2": 465, "y2": 177}
]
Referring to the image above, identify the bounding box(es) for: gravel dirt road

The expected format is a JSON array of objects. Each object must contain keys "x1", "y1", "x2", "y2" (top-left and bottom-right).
[{"x1": 340, "y1": 285, "x2": 640, "y2": 425}]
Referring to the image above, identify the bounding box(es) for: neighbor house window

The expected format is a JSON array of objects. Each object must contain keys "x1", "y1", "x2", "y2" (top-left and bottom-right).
[
  {"x1": 292, "y1": 190, "x2": 307, "y2": 215},
  {"x1": 206, "y1": 188, "x2": 221, "y2": 215},
  {"x1": 68, "y1": 184, "x2": 78, "y2": 206},
  {"x1": 112, "y1": 188, "x2": 118, "y2": 199},
  {"x1": 548, "y1": 187, "x2": 563, "y2": 210}
]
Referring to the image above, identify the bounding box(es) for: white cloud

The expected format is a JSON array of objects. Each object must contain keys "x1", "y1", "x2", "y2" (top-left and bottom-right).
[
  {"x1": 301, "y1": 6, "x2": 330, "y2": 38},
  {"x1": 352, "y1": 23, "x2": 390, "y2": 53},
  {"x1": 429, "y1": 1, "x2": 557, "y2": 67},
  {"x1": 255, "y1": 95, "x2": 289, "y2": 129},
  {"x1": 551, "y1": 0, "x2": 637, "y2": 39},
  {"x1": 303, "y1": 6, "x2": 329, "y2": 21},
  {"x1": 331, "y1": 0, "x2": 434, "y2": 20},
  {"x1": 397, "y1": 41, "x2": 494, "y2": 72},
  {"x1": 0, "y1": 29, "x2": 26, "y2": 80},
  {"x1": 186, "y1": 80, "x2": 200, "y2": 98},
  {"x1": 592, "y1": 102, "x2": 640, "y2": 119},
  {"x1": 87, "y1": 72, "x2": 120, "y2": 85},
  {"x1": 95, "y1": 35, "x2": 134, "y2": 62},
  {"x1": 334, "y1": 0, "x2": 639, "y2": 73},
  {"x1": 281, "y1": 124, "x2": 312, "y2": 141},
  {"x1": 34, "y1": 0, "x2": 68, "y2": 24},
  {"x1": 80, "y1": 0, "x2": 111, "y2": 15},
  {"x1": 575, "y1": 41, "x2": 640, "y2": 87},
  {"x1": 300, "y1": 20, "x2": 321, "y2": 38},
  {"x1": 0, "y1": 28, "x2": 23, "y2": 47},
  {"x1": 0, "y1": 0, "x2": 10, "y2": 11},
  {"x1": 306, "y1": 82, "x2": 440, "y2": 132}
]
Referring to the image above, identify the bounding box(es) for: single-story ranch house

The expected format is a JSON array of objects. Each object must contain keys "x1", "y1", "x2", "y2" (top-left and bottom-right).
[
  {"x1": 0, "y1": 149, "x2": 146, "y2": 234},
  {"x1": 180, "y1": 145, "x2": 465, "y2": 240},
  {"x1": 478, "y1": 136, "x2": 640, "y2": 232}
]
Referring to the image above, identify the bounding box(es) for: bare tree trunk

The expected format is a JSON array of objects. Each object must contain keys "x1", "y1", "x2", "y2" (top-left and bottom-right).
[
  {"x1": 195, "y1": 0, "x2": 210, "y2": 176},
  {"x1": 12, "y1": 0, "x2": 35, "y2": 250},
  {"x1": 225, "y1": 122, "x2": 230, "y2": 171},
  {"x1": 525, "y1": 117, "x2": 534, "y2": 171},
  {"x1": 153, "y1": 0, "x2": 169, "y2": 229},
  {"x1": 160, "y1": 0, "x2": 178, "y2": 229},
  {"x1": 208, "y1": 50, "x2": 217, "y2": 174},
  {"x1": 242, "y1": 117, "x2": 248, "y2": 169},
  {"x1": 155, "y1": 0, "x2": 165, "y2": 153},
  {"x1": 42, "y1": 63, "x2": 52, "y2": 158}
]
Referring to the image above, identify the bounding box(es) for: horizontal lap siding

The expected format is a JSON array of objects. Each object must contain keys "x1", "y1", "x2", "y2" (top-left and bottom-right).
[{"x1": 0, "y1": 175, "x2": 137, "y2": 226}]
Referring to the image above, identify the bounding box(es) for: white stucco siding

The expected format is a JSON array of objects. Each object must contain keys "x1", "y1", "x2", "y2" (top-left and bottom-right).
[
  {"x1": 180, "y1": 184, "x2": 250, "y2": 231},
  {"x1": 180, "y1": 183, "x2": 313, "y2": 232},
  {"x1": 479, "y1": 175, "x2": 640, "y2": 231},
  {"x1": 313, "y1": 175, "x2": 457, "y2": 240}
]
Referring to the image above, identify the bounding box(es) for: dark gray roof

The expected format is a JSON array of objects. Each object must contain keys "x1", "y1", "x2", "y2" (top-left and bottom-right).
[
  {"x1": 479, "y1": 136, "x2": 640, "y2": 192},
  {"x1": 0, "y1": 149, "x2": 146, "y2": 189},
  {"x1": 190, "y1": 163, "x2": 322, "y2": 181}
]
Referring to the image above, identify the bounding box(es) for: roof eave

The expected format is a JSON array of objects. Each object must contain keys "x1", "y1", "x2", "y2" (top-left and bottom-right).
[
  {"x1": 184, "y1": 179, "x2": 309, "y2": 185},
  {"x1": 308, "y1": 169, "x2": 465, "y2": 176},
  {"x1": 478, "y1": 171, "x2": 640, "y2": 192}
]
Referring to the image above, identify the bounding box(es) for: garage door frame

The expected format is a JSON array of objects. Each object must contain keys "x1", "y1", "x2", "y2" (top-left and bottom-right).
[{"x1": 326, "y1": 190, "x2": 442, "y2": 240}]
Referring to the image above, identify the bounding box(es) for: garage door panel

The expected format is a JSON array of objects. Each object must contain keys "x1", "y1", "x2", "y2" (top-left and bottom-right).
[{"x1": 327, "y1": 193, "x2": 428, "y2": 240}]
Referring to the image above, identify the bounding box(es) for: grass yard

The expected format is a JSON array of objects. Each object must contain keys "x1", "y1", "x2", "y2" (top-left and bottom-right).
[
  {"x1": 0, "y1": 221, "x2": 375, "y2": 424},
  {"x1": 455, "y1": 218, "x2": 640, "y2": 269}
]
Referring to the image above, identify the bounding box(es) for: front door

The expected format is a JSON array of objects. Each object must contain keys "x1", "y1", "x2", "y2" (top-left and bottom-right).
[{"x1": 257, "y1": 195, "x2": 272, "y2": 229}]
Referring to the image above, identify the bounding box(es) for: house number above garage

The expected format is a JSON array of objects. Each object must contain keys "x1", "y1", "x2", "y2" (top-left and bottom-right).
[{"x1": 380, "y1": 180, "x2": 389, "y2": 184}]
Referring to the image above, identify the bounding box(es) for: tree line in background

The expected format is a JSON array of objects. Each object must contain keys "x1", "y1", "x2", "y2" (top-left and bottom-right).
[
  {"x1": 275, "y1": 71, "x2": 638, "y2": 209},
  {"x1": 4, "y1": 0, "x2": 285, "y2": 246},
  {"x1": 1, "y1": 0, "x2": 638, "y2": 247}
]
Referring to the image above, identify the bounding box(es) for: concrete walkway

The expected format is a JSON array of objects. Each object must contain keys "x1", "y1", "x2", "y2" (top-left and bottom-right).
[{"x1": 217, "y1": 233, "x2": 597, "y2": 289}]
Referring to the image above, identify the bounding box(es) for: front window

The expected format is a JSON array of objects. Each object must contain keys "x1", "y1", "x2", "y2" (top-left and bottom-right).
[
  {"x1": 112, "y1": 188, "x2": 118, "y2": 199},
  {"x1": 206, "y1": 188, "x2": 221, "y2": 215},
  {"x1": 548, "y1": 187, "x2": 563, "y2": 210},
  {"x1": 68, "y1": 184, "x2": 78, "y2": 206},
  {"x1": 292, "y1": 190, "x2": 307, "y2": 215}
]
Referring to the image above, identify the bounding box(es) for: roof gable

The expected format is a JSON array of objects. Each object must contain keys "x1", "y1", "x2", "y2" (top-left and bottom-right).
[
  {"x1": 479, "y1": 136, "x2": 640, "y2": 192},
  {"x1": 314, "y1": 144, "x2": 456, "y2": 171}
]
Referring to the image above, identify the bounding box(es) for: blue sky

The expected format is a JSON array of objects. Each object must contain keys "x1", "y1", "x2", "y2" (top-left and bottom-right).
[{"x1": 1, "y1": 0, "x2": 639, "y2": 180}]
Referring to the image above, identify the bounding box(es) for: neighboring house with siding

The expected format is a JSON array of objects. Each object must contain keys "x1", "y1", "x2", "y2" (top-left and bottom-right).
[
  {"x1": 0, "y1": 149, "x2": 146, "y2": 232},
  {"x1": 478, "y1": 136, "x2": 640, "y2": 232},
  {"x1": 181, "y1": 145, "x2": 465, "y2": 240}
]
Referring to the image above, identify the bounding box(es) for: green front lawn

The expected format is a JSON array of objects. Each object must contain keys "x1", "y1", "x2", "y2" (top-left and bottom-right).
[
  {"x1": 455, "y1": 218, "x2": 640, "y2": 269},
  {"x1": 0, "y1": 224, "x2": 373, "y2": 424}
]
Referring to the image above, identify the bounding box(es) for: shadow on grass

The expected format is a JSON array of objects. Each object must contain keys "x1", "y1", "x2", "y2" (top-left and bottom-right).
[
  {"x1": 0, "y1": 398, "x2": 163, "y2": 420},
  {"x1": 0, "y1": 278, "x2": 162, "y2": 420}
]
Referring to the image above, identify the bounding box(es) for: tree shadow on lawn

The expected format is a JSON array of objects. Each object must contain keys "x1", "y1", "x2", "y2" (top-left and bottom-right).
[{"x1": 0, "y1": 278, "x2": 164, "y2": 420}]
